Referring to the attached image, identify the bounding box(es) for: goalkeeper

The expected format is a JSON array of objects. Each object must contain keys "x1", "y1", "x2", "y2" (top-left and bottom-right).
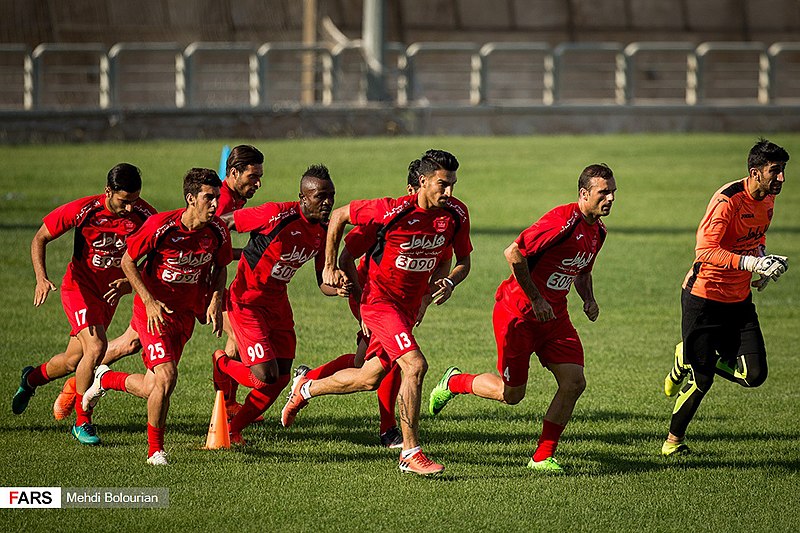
[{"x1": 662, "y1": 138, "x2": 789, "y2": 456}]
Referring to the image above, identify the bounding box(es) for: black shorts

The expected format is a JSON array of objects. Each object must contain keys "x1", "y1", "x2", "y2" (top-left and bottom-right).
[{"x1": 681, "y1": 289, "x2": 765, "y2": 368}]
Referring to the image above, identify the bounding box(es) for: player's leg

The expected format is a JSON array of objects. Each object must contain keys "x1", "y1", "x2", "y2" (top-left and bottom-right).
[
  {"x1": 713, "y1": 307, "x2": 768, "y2": 388},
  {"x1": 377, "y1": 363, "x2": 402, "y2": 448},
  {"x1": 664, "y1": 341, "x2": 691, "y2": 397},
  {"x1": 429, "y1": 301, "x2": 531, "y2": 415},
  {"x1": 146, "y1": 360, "x2": 178, "y2": 465},
  {"x1": 220, "y1": 311, "x2": 244, "y2": 415},
  {"x1": 12, "y1": 337, "x2": 83, "y2": 415},
  {"x1": 229, "y1": 358, "x2": 292, "y2": 443},
  {"x1": 70, "y1": 325, "x2": 108, "y2": 445},
  {"x1": 528, "y1": 362, "x2": 585, "y2": 471},
  {"x1": 55, "y1": 324, "x2": 143, "y2": 420},
  {"x1": 281, "y1": 356, "x2": 386, "y2": 428}
]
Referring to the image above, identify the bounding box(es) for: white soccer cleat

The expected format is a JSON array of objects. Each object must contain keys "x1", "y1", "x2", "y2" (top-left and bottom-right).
[
  {"x1": 82, "y1": 364, "x2": 111, "y2": 411},
  {"x1": 146, "y1": 450, "x2": 168, "y2": 466}
]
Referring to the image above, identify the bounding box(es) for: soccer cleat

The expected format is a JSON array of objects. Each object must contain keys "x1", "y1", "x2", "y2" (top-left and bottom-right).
[
  {"x1": 380, "y1": 426, "x2": 404, "y2": 449},
  {"x1": 526, "y1": 456, "x2": 564, "y2": 473},
  {"x1": 398, "y1": 450, "x2": 444, "y2": 475},
  {"x1": 71, "y1": 422, "x2": 101, "y2": 446},
  {"x1": 428, "y1": 366, "x2": 461, "y2": 416},
  {"x1": 280, "y1": 374, "x2": 309, "y2": 428},
  {"x1": 664, "y1": 343, "x2": 690, "y2": 397},
  {"x1": 82, "y1": 364, "x2": 111, "y2": 411},
  {"x1": 146, "y1": 450, "x2": 169, "y2": 466},
  {"x1": 294, "y1": 364, "x2": 311, "y2": 378},
  {"x1": 12, "y1": 366, "x2": 37, "y2": 415},
  {"x1": 661, "y1": 440, "x2": 691, "y2": 456},
  {"x1": 212, "y1": 350, "x2": 233, "y2": 397},
  {"x1": 53, "y1": 377, "x2": 78, "y2": 420}
]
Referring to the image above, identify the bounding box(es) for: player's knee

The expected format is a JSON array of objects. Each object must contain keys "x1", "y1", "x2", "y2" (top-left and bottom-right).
[
  {"x1": 125, "y1": 337, "x2": 142, "y2": 355},
  {"x1": 744, "y1": 365, "x2": 768, "y2": 388},
  {"x1": 503, "y1": 388, "x2": 526, "y2": 405},
  {"x1": 251, "y1": 363, "x2": 278, "y2": 385},
  {"x1": 360, "y1": 373, "x2": 382, "y2": 391},
  {"x1": 691, "y1": 370, "x2": 714, "y2": 393},
  {"x1": 559, "y1": 375, "x2": 586, "y2": 398},
  {"x1": 400, "y1": 352, "x2": 428, "y2": 379}
]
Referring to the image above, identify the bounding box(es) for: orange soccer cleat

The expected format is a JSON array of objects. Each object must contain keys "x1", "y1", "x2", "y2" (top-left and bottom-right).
[
  {"x1": 280, "y1": 375, "x2": 309, "y2": 428},
  {"x1": 53, "y1": 377, "x2": 77, "y2": 421},
  {"x1": 399, "y1": 450, "x2": 445, "y2": 476}
]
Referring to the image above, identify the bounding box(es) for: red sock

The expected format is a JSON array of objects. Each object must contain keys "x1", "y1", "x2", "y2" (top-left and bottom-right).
[
  {"x1": 74, "y1": 393, "x2": 92, "y2": 426},
  {"x1": 533, "y1": 419, "x2": 566, "y2": 462},
  {"x1": 448, "y1": 373, "x2": 477, "y2": 395},
  {"x1": 27, "y1": 363, "x2": 51, "y2": 387},
  {"x1": 229, "y1": 374, "x2": 291, "y2": 434},
  {"x1": 147, "y1": 423, "x2": 165, "y2": 456},
  {"x1": 100, "y1": 371, "x2": 129, "y2": 392},
  {"x1": 377, "y1": 365, "x2": 402, "y2": 433},
  {"x1": 217, "y1": 355, "x2": 267, "y2": 389},
  {"x1": 306, "y1": 353, "x2": 356, "y2": 380}
]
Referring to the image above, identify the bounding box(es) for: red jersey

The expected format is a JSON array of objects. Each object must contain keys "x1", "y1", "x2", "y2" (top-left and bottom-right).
[
  {"x1": 228, "y1": 201, "x2": 326, "y2": 306},
  {"x1": 683, "y1": 179, "x2": 776, "y2": 303},
  {"x1": 126, "y1": 209, "x2": 233, "y2": 317},
  {"x1": 218, "y1": 180, "x2": 247, "y2": 215},
  {"x1": 43, "y1": 194, "x2": 156, "y2": 297},
  {"x1": 496, "y1": 203, "x2": 606, "y2": 320},
  {"x1": 349, "y1": 194, "x2": 472, "y2": 316}
]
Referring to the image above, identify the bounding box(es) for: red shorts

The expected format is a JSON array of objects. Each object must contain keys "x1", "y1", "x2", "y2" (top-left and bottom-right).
[
  {"x1": 227, "y1": 296, "x2": 296, "y2": 366},
  {"x1": 361, "y1": 301, "x2": 419, "y2": 371},
  {"x1": 132, "y1": 299, "x2": 195, "y2": 371},
  {"x1": 61, "y1": 286, "x2": 116, "y2": 336},
  {"x1": 493, "y1": 300, "x2": 584, "y2": 387}
]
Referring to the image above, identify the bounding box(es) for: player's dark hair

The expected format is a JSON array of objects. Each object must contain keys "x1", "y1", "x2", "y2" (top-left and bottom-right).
[
  {"x1": 748, "y1": 138, "x2": 789, "y2": 170},
  {"x1": 418, "y1": 149, "x2": 459, "y2": 176},
  {"x1": 407, "y1": 159, "x2": 422, "y2": 188},
  {"x1": 183, "y1": 168, "x2": 222, "y2": 202},
  {"x1": 226, "y1": 145, "x2": 264, "y2": 175},
  {"x1": 107, "y1": 163, "x2": 142, "y2": 193},
  {"x1": 578, "y1": 163, "x2": 614, "y2": 192},
  {"x1": 302, "y1": 164, "x2": 331, "y2": 183}
]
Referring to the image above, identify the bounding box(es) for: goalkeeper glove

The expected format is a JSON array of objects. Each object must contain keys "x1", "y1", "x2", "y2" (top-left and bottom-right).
[{"x1": 740, "y1": 254, "x2": 789, "y2": 281}]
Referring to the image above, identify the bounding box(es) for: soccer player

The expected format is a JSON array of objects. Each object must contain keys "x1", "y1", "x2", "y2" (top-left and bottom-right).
[
  {"x1": 281, "y1": 150, "x2": 472, "y2": 476},
  {"x1": 11, "y1": 164, "x2": 155, "y2": 445},
  {"x1": 296, "y1": 157, "x2": 453, "y2": 449},
  {"x1": 83, "y1": 168, "x2": 233, "y2": 465},
  {"x1": 428, "y1": 163, "x2": 617, "y2": 473},
  {"x1": 661, "y1": 139, "x2": 789, "y2": 456},
  {"x1": 211, "y1": 165, "x2": 342, "y2": 444},
  {"x1": 51, "y1": 145, "x2": 264, "y2": 421}
]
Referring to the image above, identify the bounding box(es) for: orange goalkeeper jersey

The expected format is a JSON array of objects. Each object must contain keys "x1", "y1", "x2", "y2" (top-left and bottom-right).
[{"x1": 683, "y1": 179, "x2": 776, "y2": 303}]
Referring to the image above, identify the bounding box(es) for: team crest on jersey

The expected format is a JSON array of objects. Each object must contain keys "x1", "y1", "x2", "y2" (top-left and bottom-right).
[
  {"x1": 433, "y1": 216, "x2": 449, "y2": 233},
  {"x1": 199, "y1": 235, "x2": 213, "y2": 251},
  {"x1": 122, "y1": 219, "x2": 137, "y2": 232}
]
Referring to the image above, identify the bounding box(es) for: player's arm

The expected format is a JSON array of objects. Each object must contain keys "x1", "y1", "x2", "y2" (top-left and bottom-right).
[
  {"x1": 121, "y1": 251, "x2": 172, "y2": 334},
  {"x1": 31, "y1": 223, "x2": 57, "y2": 306},
  {"x1": 504, "y1": 241, "x2": 555, "y2": 322},
  {"x1": 322, "y1": 205, "x2": 351, "y2": 287},
  {"x1": 218, "y1": 211, "x2": 235, "y2": 230},
  {"x1": 574, "y1": 271, "x2": 599, "y2": 322},
  {"x1": 206, "y1": 264, "x2": 227, "y2": 337},
  {"x1": 337, "y1": 246, "x2": 362, "y2": 297}
]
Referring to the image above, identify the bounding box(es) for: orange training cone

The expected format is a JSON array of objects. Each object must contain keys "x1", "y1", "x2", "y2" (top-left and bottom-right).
[{"x1": 204, "y1": 390, "x2": 231, "y2": 449}]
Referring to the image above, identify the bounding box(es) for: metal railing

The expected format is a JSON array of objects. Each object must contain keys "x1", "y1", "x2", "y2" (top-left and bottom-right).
[{"x1": 5, "y1": 40, "x2": 800, "y2": 111}]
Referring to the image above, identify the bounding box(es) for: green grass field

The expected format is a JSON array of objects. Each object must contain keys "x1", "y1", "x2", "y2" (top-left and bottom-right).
[{"x1": 1, "y1": 135, "x2": 799, "y2": 531}]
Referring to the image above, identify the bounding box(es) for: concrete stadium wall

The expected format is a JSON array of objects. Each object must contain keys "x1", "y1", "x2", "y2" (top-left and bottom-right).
[
  {"x1": 2, "y1": 105, "x2": 799, "y2": 144},
  {"x1": 3, "y1": 0, "x2": 799, "y2": 47}
]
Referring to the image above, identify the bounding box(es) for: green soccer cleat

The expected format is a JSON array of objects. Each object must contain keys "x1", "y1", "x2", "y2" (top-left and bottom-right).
[
  {"x1": 661, "y1": 440, "x2": 691, "y2": 456},
  {"x1": 428, "y1": 366, "x2": 461, "y2": 416},
  {"x1": 71, "y1": 422, "x2": 101, "y2": 446},
  {"x1": 12, "y1": 366, "x2": 36, "y2": 415},
  {"x1": 526, "y1": 456, "x2": 564, "y2": 473},
  {"x1": 664, "y1": 342, "x2": 690, "y2": 397}
]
